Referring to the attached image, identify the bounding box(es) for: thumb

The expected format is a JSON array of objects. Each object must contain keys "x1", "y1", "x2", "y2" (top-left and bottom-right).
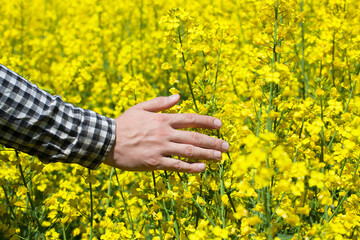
[{"x1": 135, "y1": 94, "x2": 180, "y2": 112}]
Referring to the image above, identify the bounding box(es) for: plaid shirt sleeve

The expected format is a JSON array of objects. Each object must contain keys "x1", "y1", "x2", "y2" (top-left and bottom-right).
[{"x1": 0, "y1": 64, "x2": 116, "y2": 169}]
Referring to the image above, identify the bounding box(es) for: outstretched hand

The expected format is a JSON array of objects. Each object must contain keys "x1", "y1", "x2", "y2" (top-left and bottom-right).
[{"x1": 103, "y1": 94, "x2": 229, "y2": 173}]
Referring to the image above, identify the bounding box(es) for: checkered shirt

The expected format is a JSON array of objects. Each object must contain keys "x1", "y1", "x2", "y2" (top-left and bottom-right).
[{"x1": 0, "y1": 64, "x2": 116, "y2": 169}]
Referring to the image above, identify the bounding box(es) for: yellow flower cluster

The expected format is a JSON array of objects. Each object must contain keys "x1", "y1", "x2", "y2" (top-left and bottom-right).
[{"x1": 1, "y1": 0, "x2": 360, "y2": 239}]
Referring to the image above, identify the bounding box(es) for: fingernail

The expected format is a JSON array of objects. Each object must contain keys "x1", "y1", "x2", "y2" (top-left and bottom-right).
[
  {"x1": 169, "y1": 94, "x2": 179, "y2": 100},
  {"x1": 222, "y1": 142, "x2": 230, "y2": 151},
  {"x1": 214, "y1": 119, "x2": 222, "y2": 128},
  {"x1": 214, "y1": 151, "x2": 222, "y2": 159},
  {"x1": 197, "y1": 163, "x2": 206, "y2": 171}
]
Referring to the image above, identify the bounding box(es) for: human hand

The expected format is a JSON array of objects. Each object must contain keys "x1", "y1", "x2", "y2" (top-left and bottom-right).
[{"x1": 103, "y1": 94, "x2": 229, "y2": 173}]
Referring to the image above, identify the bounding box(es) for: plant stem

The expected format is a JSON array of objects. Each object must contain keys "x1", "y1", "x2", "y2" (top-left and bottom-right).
[
  {"x1": 2, "y1": 185, "x2": 16, "y2": 220},
  {"x1": 151, "y1": 171, "x2": 162, "y2": 239},
  {"x1": 106, "y1": 167, "x2": 115, "y2": 209},
  {"x1": 354, "y1": 155, "x2": 360, "y2": 178},
  {"x1": 177, "y1": 28, "x2": 198, "y2": 112},
  {"x1": 177, "y1": 173, "x2": 216, "y2": 226},
  {"x1": 152, "y1": 171, "x2": 158, "y2": 198},
  {"x1": 213, "y1": 34, "x2": 223, "y2": 94},
  {"x1": 88, "y1": 169, "x2": 94, "y2": 240},
  {"x1": 343, "y1": 80, "x2": 357, "y2": 114},
  {"x1": 300, "y1": 0, "x2": 308, "y2": 98},
  {"x1": 164, "y1": 171, "x2": 180, "y2": 240},
  {"x1": 219, "y1": 163, "x2": 226, "y2": 230},
  {"x1": 255, "y1": 101, "x2": 262, "y2": 136},
  {"x1": 114, "y1": 170, "x2": 135, "y2": 235},
  {"x1": 62, "y1": 223, "x2": 67, "y2": 240},
  {"x1": 266, "y1": 83, "x2": 274, "y2": 132},
  {"x1": 17, "y1": 152, "x2": 43, "y2": 233}
]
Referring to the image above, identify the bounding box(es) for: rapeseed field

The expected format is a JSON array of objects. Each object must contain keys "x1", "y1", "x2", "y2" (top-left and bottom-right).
[{"x1": 1, "y1": 0, "x2": 360, "y2": 239}]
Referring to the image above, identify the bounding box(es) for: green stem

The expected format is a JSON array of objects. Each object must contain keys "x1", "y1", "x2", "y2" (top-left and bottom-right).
[
  {"x1": 270, "y1": 192, "x2": 285, "y2": 219},
  {"x1": 219, "y1": 163, "x2": 226, "y2": 230},
  {"x1": 354, "y1": 155, "x2": 360, "y2": 178},
  {"x1": 272, "y1": 0, "x2": 279, "y2": 69},
  {"x1": 177, "y1": 173, "x2": 216, "y2": 226},
  {"x1": 163, "y1": 171, "x2": 180, "y2": 240},
  {"x1": 293, "y1": 148, "x2": 298, "y2": 163},
  {"x1": 177, "y1": 28, "x2": 198, "y2": 112},
  {"x1": 323, "y1": 155, "x2": 360, "y2": 224},
  {"x1": 339, "y1": 158, "x2": 347, "y2": 177},
  {"x1": 324, "y1": 190, "x2": 348, "y2": 223},
  {"x1": 1, "y1": 185, "x2": 16, "y2": 220},
  {"x1": 114, "y1": 170, "x2": 135, "y2": 235},
  {"x1": 266, "y1": 83, "x2": 274, "y2": 132},
  {"x1": 320, "y1": 95, "x2": 324, "y2": 122},
  {"x1": 264, "y1": 186, "x2": 272, "y2": 239},
  {"x1": 151, "y1": 171, "x2": 162, "y2": 240},
  {"x1": 343, "y1": 80, "x2": 357, "y2": 114},
  {"x1": 195, "y1": 170, "x2": 207, "y2": 228},
  {"x1": 300, "y1": 0, "x2": 308, "y2": 98},
  {"x1": 213, "y1": 34, "x2": 223, "y2": 94},
  {"x1": 255, "y1": 101, "x2": 262, "y2": 137},
  {"x1": 201, "y1": 51, "x2": 208, "y2": 71},
  {"x1": 327, "y1": 130, "x2": 337, "y2": 149},
  {"x1": 17, "y1": 152, "x2": 44, "y2": 238},
  {"x1": 320, "y1": 126, "x2": 324, "y2": 164},
  {"x1": 152, "y1": 171, "x2": 158, "y2": 198},
  {"x1": 106, "y1": 167, "x2": 115, "y2": 209},
  {"x1": 62, "y1": 223, "x2": 67, "y2": 240},
  {"x1": 88, "y1": 169, "x2": 94, "y2": 240},
  {"x1": 331, "y1": 30, "x2": 336, "y2": 87}
]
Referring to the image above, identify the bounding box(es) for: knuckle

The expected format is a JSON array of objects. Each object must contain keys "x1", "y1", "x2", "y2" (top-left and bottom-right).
[
  {"x1": 185, "y1": 145, "x2": 194, "y2": 157},
  {"x1": 152, "y1": 145, "x2": 165, "y2": 156},
  {"x1": 215, "y1": 138, "x2": 221, "y2": 149},
  {"x1": 147, "y1": 157, "x2": 161, "y2": 169},
  {"x1": 153, "y1": 113, "x2": 167, "y2": 122},
  {"x1": 191, "y1": 132, "x2": 201, "y2": 143},
  {"x1": 174, "y1": 161, "x2": 183, "y2": 171},
  {"x1": 156, "y1": 129, "x2": 169, "y2": 137},
  {"x1": 185, "y1": 114, "x2": 196, "y2": 124}
]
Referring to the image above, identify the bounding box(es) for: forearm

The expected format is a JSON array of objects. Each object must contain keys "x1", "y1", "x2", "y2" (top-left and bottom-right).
[{"x1": 0, "y1": 64, "x2": 115, "y2": 169}]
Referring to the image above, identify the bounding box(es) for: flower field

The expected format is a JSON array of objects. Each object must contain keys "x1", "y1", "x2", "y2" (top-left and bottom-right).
[{"x1": 1, "y1": 0, "x2": 360, "y2": 239}]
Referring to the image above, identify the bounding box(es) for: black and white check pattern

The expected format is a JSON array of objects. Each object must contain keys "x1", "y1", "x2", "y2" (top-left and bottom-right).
[{"x1": 0, "y1": 64, "x2": 115, "y2": 169}]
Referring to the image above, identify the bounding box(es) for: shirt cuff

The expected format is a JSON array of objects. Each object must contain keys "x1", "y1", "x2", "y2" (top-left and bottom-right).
[{"x1": 0, "y1": 64, "x2": 116, "y2": 169}]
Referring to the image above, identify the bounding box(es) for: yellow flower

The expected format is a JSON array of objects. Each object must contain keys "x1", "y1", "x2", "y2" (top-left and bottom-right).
[
  {"x1": 17, "y1": 186, "x2": 28, "y2": 196},
  {"x1": 247, "y1": 215, "x2": 262, "y2": 226},
  {"x1": 184, "y1": 60, "x2": 193, "y2": 72},
  {"x1": 212, "y1": 226, "x2": 229, "y2": 239},
  {"x1": 169, "y1": 76, "x2": 179, "y2": 84},
  {"x1": 189, "y1": 230, "x2": 207, "y2": 240},
  {"x1": 309, "y1": 171, "x2": 325, "y2": 189},
  {"x1": 184, "y1": 190, "x2": 193, "y2": 199},
  {"x1": 169, "y1": 87, "x2": 180, "y2": 95},
  {"x1": 296, "y1": 205, "x2": 311, "y2": 216},
  {"x1": 153, "y1": 211, "x2": 163, "y2": 221},
  {"x1": 316, "y1": 88, "x2": 325, "y2": 97},
  {"x1": 161, "y1": 62, "x2": 173, "y2": 70},
  {"x1": 264, "y1": 71, "x2": 280, "y2": 84},
  {"x1": 319, "y1": 190, "x2": 332, "y2": 206}
]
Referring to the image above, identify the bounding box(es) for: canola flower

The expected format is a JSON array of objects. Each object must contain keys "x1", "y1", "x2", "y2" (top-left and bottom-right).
[{"x1": 0, "y1": 0, "x2": 360, "y2": 239}]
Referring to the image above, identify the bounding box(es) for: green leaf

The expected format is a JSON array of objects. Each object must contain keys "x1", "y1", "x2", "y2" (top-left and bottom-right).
[{"x1": 277, "y1": 234, "x2": 294, "y2": 240}]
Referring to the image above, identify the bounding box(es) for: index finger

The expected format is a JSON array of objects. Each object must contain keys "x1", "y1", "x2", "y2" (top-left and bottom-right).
[{"x1": 169, "y1": 113, "x2": 222, "y2": 129}]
